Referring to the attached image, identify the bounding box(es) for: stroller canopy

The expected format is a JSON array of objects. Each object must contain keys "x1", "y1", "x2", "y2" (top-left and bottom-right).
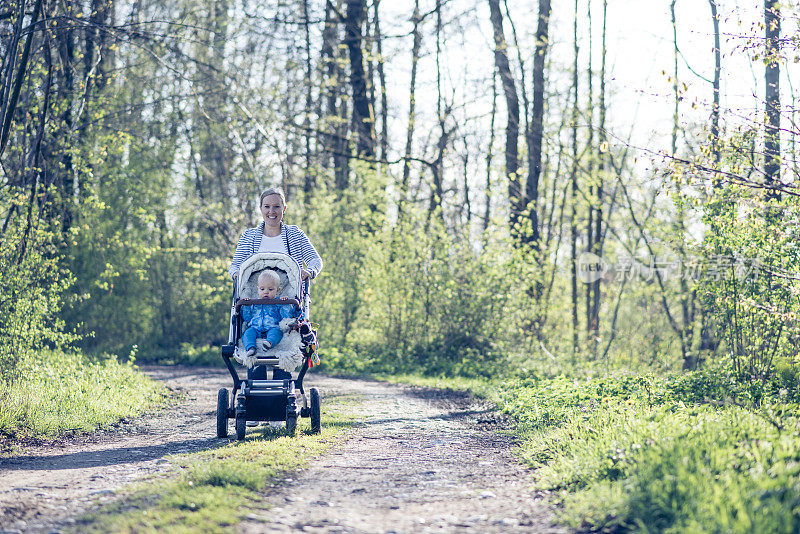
[{"x1": 236, "y1": 252, "x2": 302, "y2": 301}]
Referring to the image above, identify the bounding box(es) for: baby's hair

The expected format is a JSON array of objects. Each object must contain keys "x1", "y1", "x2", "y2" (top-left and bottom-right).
[{"x1": 257, "y1": 270, "x2": 281, "y2": 287}]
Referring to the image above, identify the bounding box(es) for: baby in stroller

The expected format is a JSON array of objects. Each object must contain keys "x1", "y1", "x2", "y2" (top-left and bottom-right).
[
  {"x1": 241, "y1": 270, "x2": 299, "y2": 362},
  {"x1": 232, "y1": 253, "x2": 308, "y2": 381}
]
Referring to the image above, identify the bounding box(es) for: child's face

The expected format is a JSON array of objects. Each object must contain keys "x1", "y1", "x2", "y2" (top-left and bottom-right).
[{"x1": 258, "y1": 279, "x2": 279, "y2": 299}]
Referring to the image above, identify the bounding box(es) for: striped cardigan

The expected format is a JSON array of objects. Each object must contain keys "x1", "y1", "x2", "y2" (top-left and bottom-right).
[{"x1": 229, "y1": 222, "x2": 323, "y2": 280}]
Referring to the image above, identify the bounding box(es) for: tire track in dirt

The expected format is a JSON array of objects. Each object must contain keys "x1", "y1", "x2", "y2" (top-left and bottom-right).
[{"x1": 0, "y1": 367, "x2": 564, "y2": 533}]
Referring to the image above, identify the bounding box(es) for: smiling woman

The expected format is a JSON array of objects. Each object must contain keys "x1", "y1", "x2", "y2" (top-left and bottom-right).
[{"x1": 228, "y1": 187, "x2": 323, "y2": 283}]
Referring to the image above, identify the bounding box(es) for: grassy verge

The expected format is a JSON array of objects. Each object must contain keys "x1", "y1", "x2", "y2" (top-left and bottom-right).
[
  {"x1": 379, "y1": 368, "x2": 800, "y2": 533},
  {"x1": 0, "y1": 351, "x2": 165, "y2": 440},
  {"x1": 74, "y1": 394, "x2": 357, "y2": 533}
]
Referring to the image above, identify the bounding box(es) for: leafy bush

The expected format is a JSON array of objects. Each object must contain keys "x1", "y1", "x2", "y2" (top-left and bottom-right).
[
  {"x1": 0, "y1": 350, "x2": 165, "y2": 438},
  {"x1": 304, "y1": 179, "x2": 521, "y2": 378},
  {"x1": 63, "y1": 163, "x2": 232, "y2": 361},
  {"x1": 0, "y1": 190, "x2": 77, "y2": 382},
  {"x1": 699, "y1": 169, "x2": 800, "y2": 383}
]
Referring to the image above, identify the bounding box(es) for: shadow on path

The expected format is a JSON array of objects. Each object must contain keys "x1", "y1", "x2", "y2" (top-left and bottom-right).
[{"x1": 0, "y1": 437, "x2": 226, "y2": 471}]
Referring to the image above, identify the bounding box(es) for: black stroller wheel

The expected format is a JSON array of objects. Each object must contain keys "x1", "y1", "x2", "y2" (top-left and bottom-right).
[
  {"x1": 235, "y1": 415, "x2": 246, "y2": 440},
  {"x1": 286, "y1": 409, "x2": 297, "y2": 437},
  {"x1": 216, "y1": 388, "x2": 229, "y2": 438},
  {"x1": 235, "y1": 393, "x2": 247, "y2": 440},
  {"x1": 309, "y1": 388, "x2": 321, "y2": 434}
]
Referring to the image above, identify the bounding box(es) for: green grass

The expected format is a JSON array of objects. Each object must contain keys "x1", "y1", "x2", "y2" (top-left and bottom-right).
[
  {"x1": 0, "y1": 350, "x2": 165, "y2": 439},
  {"x1": 73, "y1": 397, "x2": 356, "y2": 533},
  {"x1": 495, "y1": 371, "x2": 800, "y2": 533}
]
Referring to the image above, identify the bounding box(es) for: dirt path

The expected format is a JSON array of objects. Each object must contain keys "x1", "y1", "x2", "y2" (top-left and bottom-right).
[{"x1": 0, "y1": 367, "x2": 564, "y2": 533}]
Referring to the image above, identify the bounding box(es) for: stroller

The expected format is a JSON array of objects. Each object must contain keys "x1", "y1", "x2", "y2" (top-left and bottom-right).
[{"x1": 217, "y1": 252, "x2": 321, "y2": 440}]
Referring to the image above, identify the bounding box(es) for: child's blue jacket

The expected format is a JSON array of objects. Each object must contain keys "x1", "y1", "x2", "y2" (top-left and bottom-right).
[{"x1": 241, "y1": 303, "x2": 297, "y2": 331}]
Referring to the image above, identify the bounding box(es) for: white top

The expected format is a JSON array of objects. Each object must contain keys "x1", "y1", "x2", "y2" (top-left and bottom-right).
[{"x1": 258, "y1": 233, "x2": 288, "y2": 254}]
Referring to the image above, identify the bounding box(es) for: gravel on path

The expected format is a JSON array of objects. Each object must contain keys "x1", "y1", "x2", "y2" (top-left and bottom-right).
[{"x1": 0, "y1": 366, "x2": 226, "y2": 533}]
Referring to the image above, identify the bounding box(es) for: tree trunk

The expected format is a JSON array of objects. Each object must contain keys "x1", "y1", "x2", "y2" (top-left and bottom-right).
[
  {"x1": 429, "y1": 0, "x2": 446, "y2": 224},
  {"x1": 764, "y1": 0, "x2": 780, "y2": 200},
  {"x1": 484, "y1": 72, "x2": 498, "y2": 234},
  {"x1": 57, "y1": 0, "x2": 76, "y2": 228},
  {"x1": 570, "y1": 0, "x2": 579, "y2": 356},
  {"x1": 0, "y1": 0, "x2": 45, "y2": 158},
  {"x1": 709, "y1": 0, "x2": 721, "y2": 167},
  {"x1": 320, "y1": 0, "x2": 350, "y2": 189},
  {"x1": 344, "y1": 0, "x2": 375, "y2": 159},
  {"x1": 302, "y1": 0, "x2": 315, "y2": 194},
  {"x1": 670, "y1": 0, "x2": 679, "y2": 157},
  {"x1": 193, "y1": 0, "x2": 230, "y2": 222},
  {"x1": 92, "y1": 0, "x2": 114, "y2": 91},
  {"x1": 400, "y1": 0, "x2": 422, "y2": 213},
  {"x1": 696, "y1": 0, "x2": 723, "y2": 359},
  {"x1": 585, "y1": 0, "x2": 594, "y2": 346},
  {"x1": 373, "y1": 0, "x2": 389, "y2": 165},
  {"x1": 525, "y1": 0, "x2": 551, "y2": 248},
  {"x1": 590, "y1": 0, "x2": 607, "y2": 350},
  {"x1": 487, "y1": 0, "x2": 521, "y2": 235},
  {"x1": 463, "y1": 150, "x2": 472, "y2": 229}
]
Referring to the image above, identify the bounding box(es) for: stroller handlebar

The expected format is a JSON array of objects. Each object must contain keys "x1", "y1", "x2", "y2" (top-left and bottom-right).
[{"x1": 235, "y1": 297, "x2": 301, "y2": 310}]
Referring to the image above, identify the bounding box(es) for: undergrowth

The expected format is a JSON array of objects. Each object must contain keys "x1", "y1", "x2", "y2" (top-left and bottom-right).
[{"x1": 0, "y1": 351, "x2": 165, "y2": 439}]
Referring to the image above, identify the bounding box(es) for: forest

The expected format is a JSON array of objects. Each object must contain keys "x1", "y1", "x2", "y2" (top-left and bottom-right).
[{"x1": 2, "y1": 0, "x2": 800, "y2": 531}]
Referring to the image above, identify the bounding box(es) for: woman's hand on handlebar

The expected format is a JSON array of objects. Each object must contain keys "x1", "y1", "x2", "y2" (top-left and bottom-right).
[{"x1": 300, "y1": 268, "x2": 312, "y2": 280}]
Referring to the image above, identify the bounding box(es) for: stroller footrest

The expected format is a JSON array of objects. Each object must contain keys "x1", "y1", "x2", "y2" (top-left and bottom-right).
[
  {"x1": 249, "y1": 380, "x2": 288, "y2": 388},
  {"x1": 246, "y1": 390, "x2": 287, "y2": 397},
  {"x1": 232, "y1": 355, "x2": 280, "y2": 366}
]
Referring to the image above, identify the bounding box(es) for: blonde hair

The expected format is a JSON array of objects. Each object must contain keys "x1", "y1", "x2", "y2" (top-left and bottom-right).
[
  {"x1": 257, "y1": 269, "x2": 281, "y2": 288},
  {"x1": 259, "y1": 187, "x2": 286, "y2": 207}
]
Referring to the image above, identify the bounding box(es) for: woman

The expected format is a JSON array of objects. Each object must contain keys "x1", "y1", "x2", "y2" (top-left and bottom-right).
[
  {"x1": 229, "y1": 187, "x2": 323, "y2": 281},
  {"x1": 229, "y1": 187, "x2": 322, "y2": 383}
]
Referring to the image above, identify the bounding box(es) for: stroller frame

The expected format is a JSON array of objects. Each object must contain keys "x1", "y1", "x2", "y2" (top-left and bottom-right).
[{"x1": 216, "y1": 252, "x2": 321, "y2": 440}]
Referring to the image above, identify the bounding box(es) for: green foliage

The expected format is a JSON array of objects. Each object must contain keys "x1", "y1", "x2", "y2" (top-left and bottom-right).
[
  {"x1": 303, "y1": 183, "x2": 382, "y2": 351},
  {"x1": 494, "y1": 373, "x2": 648, "y2": 432},
  {"x1": 356, "y1": 222, "x2": 513, "y2": 375},
  {"x1": 551, "y1": 400, "x2": 800, "y2": 533},
  {"x1": 299, "y1": 173, "x2": 522, "y2": 378},
  {"x1": 61, "y1": 128, "x2": 231, "y2": 361},
  {"x1": 0, "y1": 350, "x2": 164, "y2": 438},
  {"x1": 0, "y1": 189, "x2": 77, "y2": 382},
  {"x1": 690, "y1": 129, "x2": 800, "y2": 382}
]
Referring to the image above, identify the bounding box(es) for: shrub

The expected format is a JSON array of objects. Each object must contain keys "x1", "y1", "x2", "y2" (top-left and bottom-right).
[
  {"x1": 0, "y1": 350, "x2": 164, "y2": 438},
  {"x1": 0, "y1": 191, "x2": 76, "y2": 382}
]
